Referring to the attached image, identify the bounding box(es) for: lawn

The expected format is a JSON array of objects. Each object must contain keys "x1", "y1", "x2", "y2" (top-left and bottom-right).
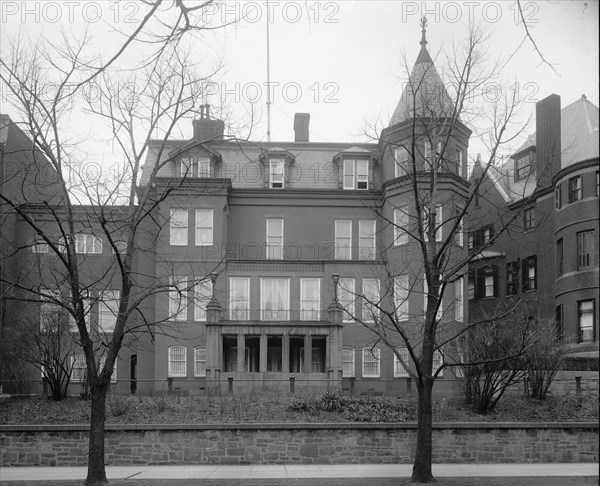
[{"x1": 1, "y1": 391, "x2": 598, "y2": 425}]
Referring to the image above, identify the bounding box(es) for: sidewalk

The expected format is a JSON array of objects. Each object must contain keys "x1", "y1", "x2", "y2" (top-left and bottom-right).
[{"x1": 1, "y1": 463, "x2": 598, "y2": 482}]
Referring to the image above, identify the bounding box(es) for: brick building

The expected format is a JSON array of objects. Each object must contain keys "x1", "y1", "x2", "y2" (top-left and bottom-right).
[{"x1": 1, "y1": 30, "x2": 597, "y2": 396}]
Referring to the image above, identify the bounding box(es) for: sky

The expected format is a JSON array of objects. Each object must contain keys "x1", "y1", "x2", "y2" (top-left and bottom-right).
[{"x1": 1, "y1": 0, "x2": 598, "y2": 164}]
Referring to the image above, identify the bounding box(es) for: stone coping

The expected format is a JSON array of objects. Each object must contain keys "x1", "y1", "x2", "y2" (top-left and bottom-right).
[{"x1": 1, "y1": 422, "x2": 598, "y2": 432}]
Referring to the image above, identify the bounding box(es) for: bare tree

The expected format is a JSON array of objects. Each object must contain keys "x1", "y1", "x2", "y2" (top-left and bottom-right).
[
  {"x1": 0, "y1": 28, "x2": 234, "y2": 484},
  {"x1": 349, "y1": 24, "x2": 546, "y2": 482}
]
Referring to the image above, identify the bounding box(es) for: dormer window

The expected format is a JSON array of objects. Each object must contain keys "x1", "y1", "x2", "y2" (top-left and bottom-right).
[
  {"x1": 197, "y1": 157, "x2": 210, "y2": 177},
  {"x1": 180, "y1": 155, "x2": 212, "y2": 178},
  {"x1": 343, "y1": 159, "x2": 368, "y2": 190},
  {"x1": 394, "y1": 147, "x2": 409, "y2": 177},
  {"x1": 514, "y1": 150, "x2": 535, "y2": 182},
  {"x1": 270, "y1": 158, "x2": 285, "y2": 188}
]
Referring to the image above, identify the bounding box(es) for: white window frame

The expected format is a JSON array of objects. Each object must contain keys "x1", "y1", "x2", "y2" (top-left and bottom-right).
[
  {"x1": 343, "y1": 159, "x2": 368, "y2": 190},
  {"x1": 424, "y1": 277, "x2": 442, "y2": 320},
  {"x1": 339, "y1": 278, "x2": 355, "y2": 323},
  {"x1": 170, "y1": 209, "x2": 188, "y2": 246},
  {"x1": 270, "y1": 158, "x2": 285, "y2": 188},
  {"x1": 334, "y1": 220, "x2": 352, "y2": 260},
  {"x1": 260, "y1": 278, "x2": 290, "y2": 321},
  {"x1": 394, "y1": 146, "x2": 409, "y2": 177},
  {"x1": 98, "y1": 290, "x2": 120, "y2": 333},
  {"x1": 168, "y1": 346, "x2": 187, "y2": 377},
  {"x1": 194, "y1": 346, "x2": 207, "y2": 377},
  {"x1": 394, "y1": 275, "x2": 409, "y2": 322},
  {"x1": 394, "y1": 206, "x2": 408, "y2": 246},
  {"x1": 32, "y1": 238, "x2": 49, "y2": 253},
  {"x1": 180, "y1": 156, "x2": 195, "y2": 177},
  {"x1": 230, "y1": 277, "x2": 250, "y2": 320},
  {"x1": 40, "y1": 289, "x2": 61, "y2": 331},
  {"x1": 394, "y1": 346, "x2": 410, "y2": 378},
  {"x1": 71, "y1": 355, "x2": 86, "y2": 382},
  {"x1": 198, "y1": 156, "x2": 211, "y2": 177},
  {"x1": 455, "y1": 278, "x2": 464, "y2": 322},
  {"x1": 169, "y1": 276, "x2": 187, "y2": 321},
  {"x1": 75, "y1": 234, "x2": 102, "y2": 254},
  {"x1": 455, "y1": 206, "x2": 464, "y2": 247},
  {"x1": 69, "y1": 290, "x2": 91, "y2": 333},
  {"x1": 362, "y1": 347, "x2": 380, "y2": 378},
  {"x1": 111, "y1": 241, "x2": 128, "y2": 254},
  {"x1": 195, "y1": 209, "x2": 213, "y2": 246},
  {"x1": 300, "y1": 278, "x2": 321, "y2": 321},
  {"x1": 342, "y1": 347, "x2": 355, "y2": 378},
  {"x1": 458, "y1": 148, "x2": 463, "y2": 175},
  {"x1": 98, "y1": 356, "x2": 117, "y2": 383},
  {"x1": 266, "y1": 219, "x2": 284, "y2": 260},
  {"x1": 194, "y1": 278, "x2": 212, "y2": 322},
  {"x1": 362, "y1": 278, "x2": 380, "y2": 323},
  {"x1": 359, "y1": 220, "x2": 376, "y2": 260},
  {"x1": 433, "y1": 349, "x2": 444, "y2": 377},
  {"x1": 435, "y1": 204, "x2": 442, "y2": 242}
]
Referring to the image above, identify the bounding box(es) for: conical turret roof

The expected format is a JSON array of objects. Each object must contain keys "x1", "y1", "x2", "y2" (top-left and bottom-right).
[{"x1": 388, "y1": 18, "x2": 455, "y2": 127}]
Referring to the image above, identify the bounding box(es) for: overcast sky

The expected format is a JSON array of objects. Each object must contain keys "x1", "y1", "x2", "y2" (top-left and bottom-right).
[{"x1": 2, "y1": 1, "x2": 598, "y2": 163}]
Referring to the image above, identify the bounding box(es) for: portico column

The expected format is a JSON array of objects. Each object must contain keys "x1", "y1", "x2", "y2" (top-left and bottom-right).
[
  {"x1": 282, "y1": 333, "x2": 290, "y2": 373},
  {"x1": 237, "y1": 333, "x2": 245, "y2": 373},
  {"x1": 260, "y1": 333, "x2": 267, "y2": 372},
  {"x1": 304, "y1": 333, "x2": 312, "y2": 374}
]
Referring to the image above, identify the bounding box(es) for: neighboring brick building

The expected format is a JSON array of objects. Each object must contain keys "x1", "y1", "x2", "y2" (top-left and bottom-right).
[{"x1": 1, "y1": 30, "x2": 597, "y2": 397}]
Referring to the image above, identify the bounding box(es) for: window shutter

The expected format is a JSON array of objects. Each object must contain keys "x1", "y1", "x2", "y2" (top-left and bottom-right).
[{"x1": 492, "y1": 266, "x2": 499, "y2": 297}]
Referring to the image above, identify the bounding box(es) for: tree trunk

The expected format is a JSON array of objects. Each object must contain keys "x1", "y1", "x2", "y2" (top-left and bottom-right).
[
  {"x1": 411, "y1": 379, "x2": 435, "y2": 483},
  {"x1": 86, "y1": 382, "x2": 109, "y2": 485}
]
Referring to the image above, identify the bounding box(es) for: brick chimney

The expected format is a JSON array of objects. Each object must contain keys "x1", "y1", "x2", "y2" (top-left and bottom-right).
[
  {"x1": 193, "y1": 104, "x2": 224, "y2": 141},
  {"x1": 535, "y1": 94, "x2": 561, "y2": 187},
  {"x1": 294, "y1": 113, "x2": 310, "y2": 142}
]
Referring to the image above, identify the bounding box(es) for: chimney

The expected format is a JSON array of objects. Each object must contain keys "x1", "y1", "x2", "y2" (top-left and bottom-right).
[
  {"x1": 535, "y1": 94, "x2": 561, "y2": 187},
  {"x1": 193, "y1": 104, "x2": 224, "y2": 141},
  {"x1": 294, "y1": 113, "x2": 310, "y2": 142}
]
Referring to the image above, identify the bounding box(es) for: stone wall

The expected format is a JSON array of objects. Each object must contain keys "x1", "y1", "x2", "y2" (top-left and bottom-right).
[{"x1": 1, "y1": 423, "x2": 597, "y2": 467}]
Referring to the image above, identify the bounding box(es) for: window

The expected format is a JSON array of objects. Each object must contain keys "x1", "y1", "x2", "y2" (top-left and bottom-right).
[
  {"x1": 467, "y1": 271, "x2": 475, "y2": 301},
  {"x1": 180, "y1": 156, "x2": 193, "y2": 177},
  {"x1": 362, "y1": 278, "x2": 379, "y2": 322},
  {"x1": 362, "y1": 347, "x2": 380, "y2": 378},
  {"x1": 98, "y1": 290, "x2": 119, "y2": 333},
  {"x1": 597, "y1": 171, "x2": 599, "y2": 197},
  {"x1": 270, "y1": 158, "x2": 285, "y2": 188},
  {"x1": 470, "y1": 266, "x2": 498, "y2": 300},
  {"x1": 423, "y1": 277, "x2": 442, "y2": 320},
  {"x1": 300, "y1": 278, "x2": 320, "y2": 320},
  {"x1": 194, "y1": 346, "x2": 207, "y2": 377},
  {"x1": 40, "y1": 289, "x2": 61, "y2": 331},
  {"x1": 393, "y1": 206, "x2": 408, "y2": 245},
  {"x1": 394, "y1": 275, "x2": 409, "y2": 321},
  {"x1": 198, "y1": 157, "x2": 211, "y2": 177},
  {"x1": 170, "y1": 209, "x2": 188, "y2": 246},
  {"x1": 433, "y1": 350, "x2": 444, "y2": 377},
  {"x1": 394, "y1": 146, "x2": 409, "y2": 177},
  {"x1": 556, "y1": 239, "x2": 563, "y2": 276},
  {"x1": 342, "y1": 347, "x2": 355, "y2": 377},
  {"x1": 266, "y1": 219, "x2": 284, "y2": 259},
  {"x1": 334, "y1": 220, "x2": 352, "y2": 260},
  {"x1": 484, "y1": 270, "x2": 496, "y2": 298},
  {"x1": 515, "y1": 153, "x2": 531, "y2": 182},
  {"x1": 343, "y1": 159, "x2": 368, "y2": 190},
  {"x1": 260, "y1": 278, "x2": 289, "y2": 320},
  {"x1": 455, "y1": 278, "x2": 463, "y2": 322},
  {"x1": 339, "y1": 278, "x2": 355, "y2": 323},
  {"x1": 359, "y1": 220, "x2": 376, "y2": 260},
  {"x1": 194, "y1": 278, "x2": 212, "y2": 322},
  {"x1": 506, "y1": 262, "x2": 519, "y2": 296},
  {"x1": 112, "y1": 241, "x2": 128, "y2": 254},
  {"x1": 555, "y1": 184, "x2": 562, "y2": 210},
  {"x1": 422, "y1": 205, "x2": 442, "y2": 242},
  {"x1": 75, "y1": 234, "x2": 102, "y2": 254},
  {"x1": 578, "y1": 300, "x2": 595, "y2": 342},
  {"x1": 424, "y1": 141, "x2": 441, "y2": 165},
  {"x1": 168, "y1": 346, "x2": 187, "y2": 377},
  {"x1": 98, "y1": 356, "x2": 117, "y2": 383},
  {"x1": 524, "y1": 207, "x2": 536, "y2": 231},
  {"x1": 468, "y1": 225, "x2": 494, "y2": 251},
  {"x1": 69, "y1": 290, "x2": 91, "y2": 332},
  {"x1": 71, "y1": 355, "x2": 86, "y2": 382},
  {"x1": 169, "y1": 276, "x2": 187, "y2": 321},
  {"x1": 457, "y1": 148, "x2": 464, "y2": 175},
  {"x1": 555, "y1": 305, "x2": 564, "y2": 341},
  {"x1": 522, "y1": 256, "x2": 537, "y2": 292},
  {"x1": 567, "y1": 175, "x2": 581, "y2": 202},
  {"x1": 577, "y1": 230, "x2": 594, "y2": 270},
  {"x1": 230, "y1": 277, "x2": 250, "y2": 320},
  {"x1": 32, "y1": 238, "x2": 49, "y2": 253},
  {"x1": 394, "y1": 346, "x2": 410, "y2": 377},
  {"x1": 195, "y1": 209, "x2": 213, "y2": 246},
  {"x1": 455, "y1": 206, "x2": 464, "y2": 247}
]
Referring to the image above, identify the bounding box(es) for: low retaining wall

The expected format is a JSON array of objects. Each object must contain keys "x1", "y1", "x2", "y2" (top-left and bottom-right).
[{"x1": 1, "y1": 423, "x2": 597, "y2": 467}]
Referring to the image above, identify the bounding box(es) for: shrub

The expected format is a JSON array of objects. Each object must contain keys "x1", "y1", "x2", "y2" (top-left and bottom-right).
[
  {"x1": 109, "y1": 393, "x2": 130, "y2": 417},
  {"x1": 319, "y1": 390, "x2": 344, "y2": 412},
  {"x1": 342, "y1": 396, "x2": 410, "y2": 422},
  {"x1": 148, "y1": 388, "x2": 168, "y2": 412}
]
